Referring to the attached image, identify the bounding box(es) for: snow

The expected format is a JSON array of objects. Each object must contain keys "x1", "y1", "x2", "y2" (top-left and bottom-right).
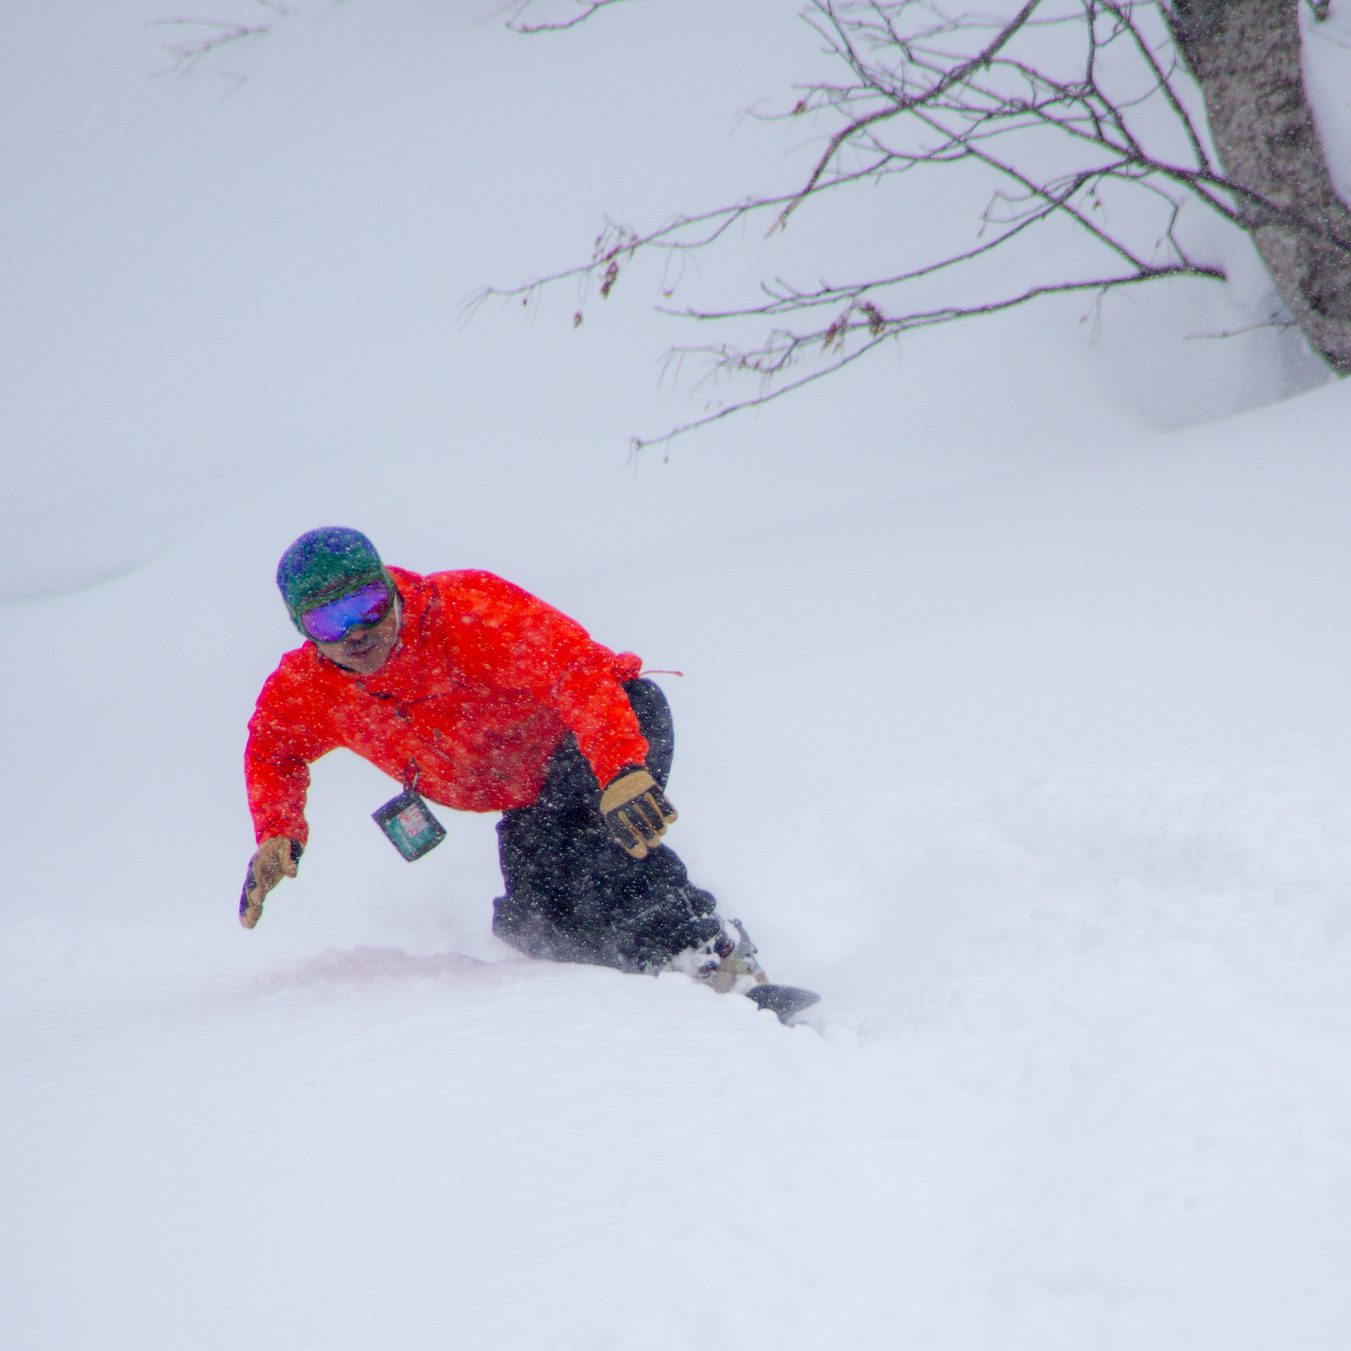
[{"x1": 5, "y1": 3, "x2": 1351, "y2": 1348}]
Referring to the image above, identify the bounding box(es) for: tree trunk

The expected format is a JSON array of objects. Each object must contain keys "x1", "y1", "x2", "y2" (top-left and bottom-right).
[{"x1": 1170, "y1": 0, "x2": 1351, "y2": 373}]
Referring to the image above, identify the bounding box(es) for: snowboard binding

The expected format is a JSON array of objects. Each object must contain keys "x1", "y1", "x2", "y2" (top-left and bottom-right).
[{"x1": 682, "y1": 918, "x2": 821, "y2": 1026}]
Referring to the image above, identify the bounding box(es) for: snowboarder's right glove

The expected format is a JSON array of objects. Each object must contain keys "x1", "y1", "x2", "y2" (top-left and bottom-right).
[
  {"x1": 239, "y1": 836, "x2": 302, "y2": 929},
  {"x1": 599, "y1": 767, "x2": 677, "y2": 860}
]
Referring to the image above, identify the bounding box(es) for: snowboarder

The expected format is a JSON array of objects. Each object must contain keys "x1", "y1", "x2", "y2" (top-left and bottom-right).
[{"x1": 241, "y1": 527, "x2": 814, "y2": 1016}]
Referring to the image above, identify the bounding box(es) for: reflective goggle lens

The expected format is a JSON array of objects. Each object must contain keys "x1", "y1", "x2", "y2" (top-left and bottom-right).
[{"x1": 300, "y1": 581, "x2": 393, "y2": 642}]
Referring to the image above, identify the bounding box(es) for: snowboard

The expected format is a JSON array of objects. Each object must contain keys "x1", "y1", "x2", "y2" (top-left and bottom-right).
[{"x1": 745, "y1": 982, "x2": 821, "y2": 1025}]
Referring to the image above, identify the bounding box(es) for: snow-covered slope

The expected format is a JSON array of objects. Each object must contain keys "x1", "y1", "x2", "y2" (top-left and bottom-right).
[{"x1": 6, "y1": 4, "x2": 1351, "y2": 1349}]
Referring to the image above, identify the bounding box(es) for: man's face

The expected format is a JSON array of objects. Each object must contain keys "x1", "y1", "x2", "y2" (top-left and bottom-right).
[{"x1": 305, "y1": 589, "x2": 403, "y2": 676}]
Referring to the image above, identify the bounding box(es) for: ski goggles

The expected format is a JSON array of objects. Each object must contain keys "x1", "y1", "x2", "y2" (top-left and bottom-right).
[{"x1": 299, "y1": 579, "x2": 394, "y2": 642}]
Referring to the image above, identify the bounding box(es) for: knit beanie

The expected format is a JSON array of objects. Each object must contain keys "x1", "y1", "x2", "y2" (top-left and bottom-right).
[{"x1": 276, "y1": 527, "x2": 387, "y2": 625}]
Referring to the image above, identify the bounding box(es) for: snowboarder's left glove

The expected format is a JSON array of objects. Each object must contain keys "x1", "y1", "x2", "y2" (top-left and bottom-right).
[
  {"x1": 239, "y1": 836, "x2": 302, "y2": 929},
  {"x1": 600, "y1": 767, "x2": 677, "y2": 860}
]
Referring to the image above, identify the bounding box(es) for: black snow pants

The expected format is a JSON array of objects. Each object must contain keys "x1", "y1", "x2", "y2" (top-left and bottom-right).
[{"x1": 491, "y1": 679, "x2": 722, "y2": 973}]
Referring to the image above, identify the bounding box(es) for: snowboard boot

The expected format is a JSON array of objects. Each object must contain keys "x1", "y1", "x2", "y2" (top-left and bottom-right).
[{"x1": 666, "y1": 917, "x2": 769, "y2": 995}]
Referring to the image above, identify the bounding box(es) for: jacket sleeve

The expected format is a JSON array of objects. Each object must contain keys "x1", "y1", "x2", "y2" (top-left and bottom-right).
[
  {"x1": 244, "y1": 663, "x2": 340, "y2": 847},
  {"x1": 551, "y1": 647, "x2": 650, "y2": 789},
  {"x1": 449, "y1": 572, "x2": 650, "y2": 789}
]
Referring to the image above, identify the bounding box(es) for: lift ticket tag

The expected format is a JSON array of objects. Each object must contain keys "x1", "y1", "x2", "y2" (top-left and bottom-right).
[{"x1": 372, "y1": 789, "x2": 447, "y2": 861}]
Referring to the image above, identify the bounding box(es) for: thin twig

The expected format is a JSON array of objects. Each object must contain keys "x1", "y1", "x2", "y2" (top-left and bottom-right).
[{"x1": 507, "y1": 0, "x2": 630, "y2": 34}]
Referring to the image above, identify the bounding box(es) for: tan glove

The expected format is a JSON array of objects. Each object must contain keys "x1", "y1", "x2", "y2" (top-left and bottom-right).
[
  {"x1": 599, "y1": 767, "x2": 678, "y2": 860},
  {"x1": 239, "y1": 836, "x2": 301, "y2": 929}
]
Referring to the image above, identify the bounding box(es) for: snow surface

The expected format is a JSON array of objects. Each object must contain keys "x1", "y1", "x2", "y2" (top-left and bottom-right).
[{"x1": 5, "y1": 3, "x2": 1351, "y2": 1348}]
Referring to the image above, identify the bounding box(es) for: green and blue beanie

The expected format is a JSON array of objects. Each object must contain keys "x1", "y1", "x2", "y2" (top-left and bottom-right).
[{"x1": 276, "y1": 527, "x2": 387, "y2": 627}]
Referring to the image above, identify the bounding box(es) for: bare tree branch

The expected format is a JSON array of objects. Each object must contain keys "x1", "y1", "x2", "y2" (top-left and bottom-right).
[
  {"x1": 505, "y1": 0, "x2": 631, "y2": 34},
  {"x1": 635, "y1": 265, "x2": 1222, "y2": 451},
  {"x1": 489, "y1": 0, "x2": 1351, "y2": 446},
  {"x1": 774, "y1": 0, "x2": 1045, "y2": 232},
  {"x1": 148, "y1": 1, "x2": 293, "y2": 76}
]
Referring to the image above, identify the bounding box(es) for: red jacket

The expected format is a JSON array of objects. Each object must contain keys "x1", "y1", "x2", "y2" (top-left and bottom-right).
[{"x1": 245, "y1": 567, "x2": 647, "y2": 845}]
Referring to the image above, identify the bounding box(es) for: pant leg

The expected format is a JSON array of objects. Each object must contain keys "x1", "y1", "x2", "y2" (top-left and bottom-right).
[{"x1": 492, "y1": 679, "x2": 721, "y2": 972}]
